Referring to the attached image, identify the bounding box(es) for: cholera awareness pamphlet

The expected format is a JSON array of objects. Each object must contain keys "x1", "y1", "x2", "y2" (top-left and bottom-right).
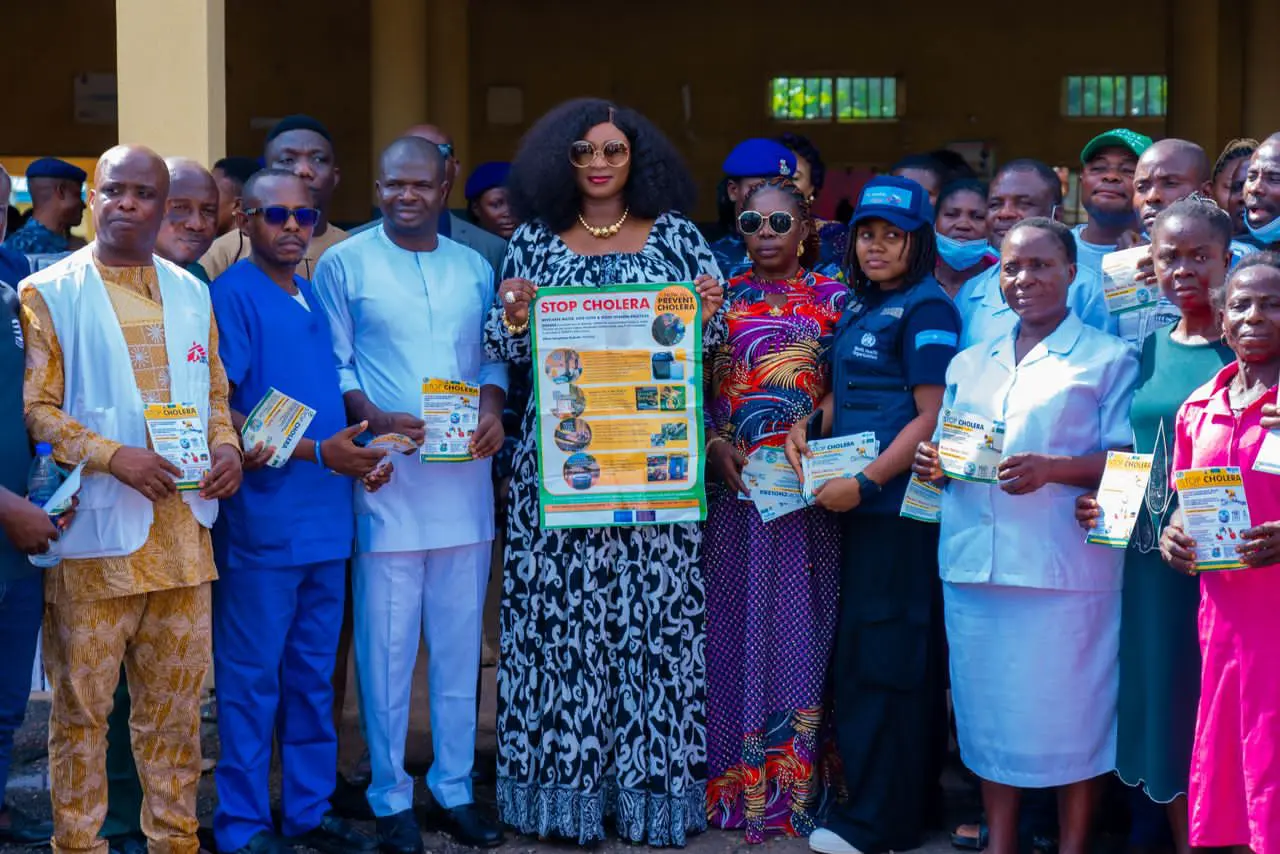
[
  {"x1": 530, "y1": 283, "x2": 704, "y2": 529},
  {"x1": 241, "y1": 387, "x2": 316, "y2": 468},
  {"x1": 801, "y1": 433, "x2": 879, "y2": 503},
  {"x1": 420, "y1": 378, "x2": 479, "y2": 462},
  {"x1": 143, "y1": 403, "x2": 211, "y2": 490},
  {"x1": 938, "y1": 409, "x2": 1005, "y2": 483},
  {"x1": 1086, "y1": 451, "x2": 1154, "y2": 547},
  {"x1": 1174, "y1": 466, "x2": 1252, "y2": 571}
]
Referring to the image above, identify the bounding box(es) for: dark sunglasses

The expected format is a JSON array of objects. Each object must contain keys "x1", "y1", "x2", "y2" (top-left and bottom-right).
[
  {"x1": 738, "y1": 210, "x2": 795, "y2": 236},
  {"x1": 569, "y1": 139, "x2": 630, "y2": 168},
  {"x1": 243, "y1": 205, "x2": 321, "y2": 228}
]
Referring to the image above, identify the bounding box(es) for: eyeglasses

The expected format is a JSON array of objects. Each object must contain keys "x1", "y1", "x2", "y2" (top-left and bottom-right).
[
  {"x1": 243, "y1": 206, "x2": 321, "y2": 228},
  {"x1": 436, "y1": 142, "x2": 455, "y2": 160},
  {"x1": 569, "y1": 139, "x2": 630, "y2": 168},
  {"x1": 737, "y1": 210, "x2": 795, "y2": 236}
]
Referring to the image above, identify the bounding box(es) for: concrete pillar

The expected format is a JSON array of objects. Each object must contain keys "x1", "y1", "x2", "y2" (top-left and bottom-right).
[
  {"x1": 115, "y1": 0, "x2": 226, "y2": 165},
  {"x1": 1165, "y1": 0, "x2": 1241, "y2": 152},
  {"x1": 370, "y1": 0, "x2": 430, "y2": 186},
  {"x1": 1243, "y1": 0, "x2": 1280, "y2": 138},
  {"x1": 428, "y1": 0, "x2": 471, "y2": 203}
]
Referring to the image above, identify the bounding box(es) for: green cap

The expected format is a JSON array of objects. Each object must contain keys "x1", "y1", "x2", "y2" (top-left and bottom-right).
[{"x1": 1080, "y1": 128, "x2": 1153, "y2": 163}]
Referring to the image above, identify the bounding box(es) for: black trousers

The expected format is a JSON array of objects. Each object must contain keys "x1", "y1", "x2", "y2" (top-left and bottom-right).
[{"x1": 824, "y1": 513, "x2": 947, "y2": 854}]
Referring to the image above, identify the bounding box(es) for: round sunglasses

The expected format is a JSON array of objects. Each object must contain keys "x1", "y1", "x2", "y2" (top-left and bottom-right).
[
  {"x1": 243, "y1": 205, "x2": 321, "y2": 228},
  {"x1": 737, "y1": 210, "x2": 795, "y2": 236},
  {"x1": 569, "y1": 139, "x2": 631, "y2": 168}
]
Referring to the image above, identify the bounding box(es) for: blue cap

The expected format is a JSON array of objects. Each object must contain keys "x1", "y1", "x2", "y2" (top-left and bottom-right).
[
  {"x1": 852, "y1": 175, "x2": 933, "y2": 231},
  {"x1": 35, "y1": 442, "x2": 52, "y2": 456},
  {"x1": 26, "y1": 158, "x2": 86, "y2": 184},
  {"x1": 464, "y1": 161, "x2": 511, "y2": 201},
  {"x1": 722, "y1": 138, "x2": 797, "y2": 179}
]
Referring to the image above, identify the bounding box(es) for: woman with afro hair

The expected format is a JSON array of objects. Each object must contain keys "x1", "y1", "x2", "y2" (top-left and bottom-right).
[{"x1": 484, "y1": 97, "x2": 726, "y2": 847}]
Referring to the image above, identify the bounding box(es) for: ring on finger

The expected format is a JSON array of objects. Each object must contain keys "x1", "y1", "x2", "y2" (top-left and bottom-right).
[{"x1": 504, "y1": 290, "x2": 516, "y2": 305}]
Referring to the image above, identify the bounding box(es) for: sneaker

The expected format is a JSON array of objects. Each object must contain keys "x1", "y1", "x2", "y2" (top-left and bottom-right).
[{"x1": 809, "y1": 828, "x2": 867, "y2": 854}]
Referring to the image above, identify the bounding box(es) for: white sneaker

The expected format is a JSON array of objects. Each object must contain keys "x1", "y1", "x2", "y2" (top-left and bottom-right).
[{"x1": 808, "y1": 828, "x2": 867, "y2": 854}]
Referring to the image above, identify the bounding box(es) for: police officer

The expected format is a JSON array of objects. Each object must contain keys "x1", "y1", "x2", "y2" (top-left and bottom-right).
[
  {"x1": 709, "y1": 138, "x2": 798, "y2": 277},
  {"x1": 3, "y1": 157, "x2": 86, "y2": 257},
  {"x1": 786, "y1": 176, "x2": 961, "y2": 854}
]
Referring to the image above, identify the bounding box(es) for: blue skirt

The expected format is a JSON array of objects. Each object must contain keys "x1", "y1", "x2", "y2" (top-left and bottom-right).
[{"x1": 944, "y1": 582, "x2": 1120, "y2": 787}]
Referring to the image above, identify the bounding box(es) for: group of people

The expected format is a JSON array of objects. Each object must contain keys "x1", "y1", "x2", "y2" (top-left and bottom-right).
[{"x1": 0, "y1": 97, "x2": 1277, "y2": 854}]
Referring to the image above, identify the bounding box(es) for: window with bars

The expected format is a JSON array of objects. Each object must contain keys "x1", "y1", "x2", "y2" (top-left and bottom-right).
[
  {"x1": 1064, "y1": 75, "x2": 1167, "y2": 117},
  {"x1": 770, "y1": 76, "x2": 899, "y2": 122}
]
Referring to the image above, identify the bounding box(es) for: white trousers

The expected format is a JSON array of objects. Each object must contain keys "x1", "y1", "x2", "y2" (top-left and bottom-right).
[{"x1": 353, "y1": 542, "x2": 489, "y2": 815}]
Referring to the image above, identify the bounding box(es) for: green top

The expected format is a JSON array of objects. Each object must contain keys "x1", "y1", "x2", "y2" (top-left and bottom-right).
[{"x1": 1128, "y1": 326, "x2": 1233, "y2": 554}]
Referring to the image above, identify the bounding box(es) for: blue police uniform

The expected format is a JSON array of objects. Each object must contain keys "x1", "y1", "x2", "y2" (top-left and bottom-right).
[
  {"x1": 3, "y1": 159, "x2": 85, "y2": 256},
  {"x1": 814, "y1": 177, "x2": 961, "y2": 854},
  {"x1": 711, "y1": 138, "x2": 846, "y2": 280},
  {"x1": 209, "y1": 259, "x2": 356, "y2": 852}
]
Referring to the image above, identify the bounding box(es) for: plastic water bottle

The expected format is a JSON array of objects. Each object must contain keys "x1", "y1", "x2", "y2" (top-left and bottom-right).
[{"x1": 26, "y1": 443, "x2": 64, "y2": 568}]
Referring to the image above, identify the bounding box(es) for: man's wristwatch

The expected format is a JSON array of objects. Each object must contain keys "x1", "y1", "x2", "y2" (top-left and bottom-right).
[{"x1": 854, "y1": 471, "x2": 882, "y2": 498}]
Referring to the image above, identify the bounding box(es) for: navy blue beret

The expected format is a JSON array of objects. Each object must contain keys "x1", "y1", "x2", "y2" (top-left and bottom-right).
[
  {"x1": 722, "y1": 139, "x2": 797, "y2": 179},
  {"x1": 26, "y1": 157, "x2": 86, "y2": 183},
  {"x1": 464, "y1": 162, "x2": 511, "y2": 201}
]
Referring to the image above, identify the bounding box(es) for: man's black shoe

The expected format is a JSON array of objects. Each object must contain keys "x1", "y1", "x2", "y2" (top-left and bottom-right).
[
  {"x1": 228, "y1": 830, "x2": 292, "y2": 854},
  {"x1": 432, "y1": 803, "x2": 504, "y2": 849},
  {"x1": 292, "y1": 813, "x2": 377, "y2": 854},
  {"x1": 375, "y1": 809, "x2": 424, "y2": 854},
  {"x1": 329, "y1": 775, "x2": 375, "y2": 821}
]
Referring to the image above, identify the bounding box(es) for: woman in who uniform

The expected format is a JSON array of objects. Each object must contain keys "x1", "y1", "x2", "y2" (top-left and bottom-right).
[
  {"x1": 784, "y1": 176, "x2": 962, "y2": 854},
  {"x1": 701, "y1": 177, "x2": 849, "y2": 843},
  {"x1": 1074, "y1": 195, "x2": 1234, "y2": 854},
  {"x1": 913, "y1": 218, "x2": 1140, "y2": 854}
]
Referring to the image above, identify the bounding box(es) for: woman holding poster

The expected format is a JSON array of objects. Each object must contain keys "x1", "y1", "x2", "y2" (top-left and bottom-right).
[
  {"x1": 1159, "y1": 253, "x2": 1280, "y2": 854},
  {"x1": 483, "y1": 98, "x2": 725, "y2": 847},
  {"x1": 1074, "y1": 196, "x2": 1233, "y2": 849},
  {"x1": 913, "y1": 218, "x2": 1138, "y2": 854},
  {"x1": 701, "y1": 177, "x2": 848, "y2": 842}
]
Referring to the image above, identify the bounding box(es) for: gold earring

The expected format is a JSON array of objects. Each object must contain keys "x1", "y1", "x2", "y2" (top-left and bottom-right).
[{"x1": 797, "y1": 245, "x2": 804, "y2": 257}]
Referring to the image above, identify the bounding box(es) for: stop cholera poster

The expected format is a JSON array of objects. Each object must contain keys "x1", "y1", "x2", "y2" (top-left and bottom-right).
[{"x1": 530, "y1": 282, "x2": 705, "y2": 529}]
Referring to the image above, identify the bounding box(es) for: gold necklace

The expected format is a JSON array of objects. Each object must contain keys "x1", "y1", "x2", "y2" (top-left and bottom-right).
[{"x1": 578, "y1": 207, "x2": 629, "y2": 239}]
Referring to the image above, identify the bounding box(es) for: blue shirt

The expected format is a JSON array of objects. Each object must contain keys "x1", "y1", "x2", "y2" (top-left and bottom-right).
[
  {"x1": 955, "y1": 262, "x2": 1111, "y2": 350},
  {"x1": 3, "y1": 218, "x2": 69, "y2": 256},
  {"x1": 0, "y1": 283, "x2": 34, "y2": 580},
  {"x1": 832, "y1": 278, "x2": 961, "y2": 513},
  {"x1": 0, "y1": 246, "x2": 30, "y2": 289},
  {"x1": 210, "y1": 260, "x2": 354, "y2": 570},
  {"x1": 936, "y1": 312, "x2": 1139, "y2": 591}
]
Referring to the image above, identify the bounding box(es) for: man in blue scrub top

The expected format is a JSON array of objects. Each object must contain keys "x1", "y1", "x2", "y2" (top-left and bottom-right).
[
  {"x1": 955, "y1": 159, "x2": 1110, "y2": 349},
  {"x1": 209, "y1": 169, "x2": 389, "y2": 854}
]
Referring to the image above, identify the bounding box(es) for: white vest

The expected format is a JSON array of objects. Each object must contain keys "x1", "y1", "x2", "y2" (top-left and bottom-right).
[{"x1": 24, "y1": 246, "x2": 219, "y2": 559}]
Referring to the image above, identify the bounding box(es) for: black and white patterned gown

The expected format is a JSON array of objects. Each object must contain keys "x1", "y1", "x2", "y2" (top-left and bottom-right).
[{"x1": 484, "y1": 213, "x2": 726, "y2": 846}]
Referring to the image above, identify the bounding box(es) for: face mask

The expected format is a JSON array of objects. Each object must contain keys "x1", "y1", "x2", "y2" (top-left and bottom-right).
[
  {"x1": 935, "y1": 231, "x2": 991, "y2": 270},
  {"x1": 1246, "y1": 211, "x2": 1280, "y2": 247}
]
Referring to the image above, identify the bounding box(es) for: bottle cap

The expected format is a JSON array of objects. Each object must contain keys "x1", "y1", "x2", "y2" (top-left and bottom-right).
[{"x1": 35, "y1": 442, "x2": 52, "y2": 456}]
